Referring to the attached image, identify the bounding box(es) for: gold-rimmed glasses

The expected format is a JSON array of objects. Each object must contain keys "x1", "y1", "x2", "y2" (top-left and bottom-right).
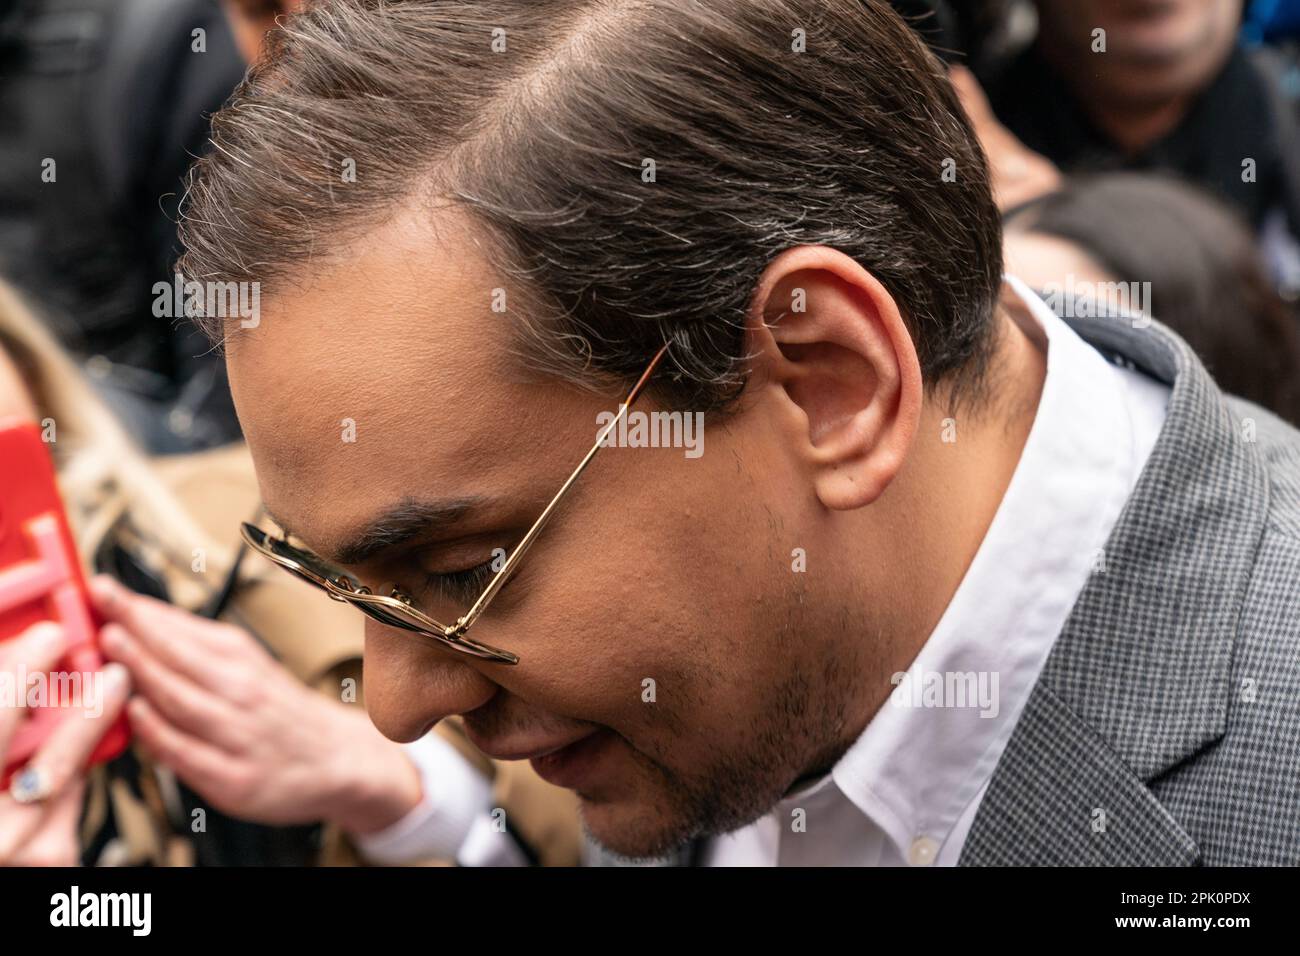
[{"x1": 239, "y1": 344, "x2": 671, "y2": 666}]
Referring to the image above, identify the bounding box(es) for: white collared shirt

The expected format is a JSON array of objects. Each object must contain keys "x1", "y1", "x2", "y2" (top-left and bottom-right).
[
  {"x1": 357, "y1": 276, "x2": 1170, "y2": 867},
  {"x1": 702, "y1": 276, "x2": 1170, "y2": 866}
]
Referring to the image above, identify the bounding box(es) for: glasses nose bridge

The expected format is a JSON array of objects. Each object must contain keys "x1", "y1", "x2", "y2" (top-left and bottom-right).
[
  {"x1": 358, "y1": 607, "x2": 516, "y2": 670},
  {"x1": 344, "y1": 584, "x2": 519, "y2": 665}
]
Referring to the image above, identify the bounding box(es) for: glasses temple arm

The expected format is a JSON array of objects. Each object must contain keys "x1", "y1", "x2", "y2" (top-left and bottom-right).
[{"x1": 452, "y1": 345, "x2": 670, "y2": 634}]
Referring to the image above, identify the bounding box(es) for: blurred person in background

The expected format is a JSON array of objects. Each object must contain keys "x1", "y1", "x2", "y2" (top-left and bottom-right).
[
  {"x1": 0, "y1": 0, "x2": 246, "y2": 451},
  {"x1": 221, "y1": 0, "x2": 304, "y2": 62},
  {"x1": 0, "y1": 278, "x2": 575, "y2": 866},
  {"x1": 1003, "y1": 172, "x2": 1300, "y2": 424},
  {"x1": 970, "y1": 0, "x2": 1300, "y2": 296},
  {"x1": 0, "y1": 0, "x2": 305, "y2": 454}
]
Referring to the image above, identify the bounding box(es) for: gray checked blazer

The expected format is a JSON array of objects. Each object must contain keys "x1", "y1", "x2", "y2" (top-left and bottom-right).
[{"x1": 958, "y1": 311, "x2": 1300, "y2": 866}]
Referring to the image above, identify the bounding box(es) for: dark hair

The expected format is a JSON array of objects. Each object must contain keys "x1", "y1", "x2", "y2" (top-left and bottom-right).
[
  {"x1": 179, "y1": 0, "x2": 1003, "y2": 411},
  {"x1": 1006, "y1": 173, "x2": 1300, "y2": 425}
]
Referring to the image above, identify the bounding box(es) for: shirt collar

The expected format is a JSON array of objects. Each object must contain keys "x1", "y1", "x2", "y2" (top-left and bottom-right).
[{"x1": 810, "y1": 276, "x2": 1150, "y2": 862}]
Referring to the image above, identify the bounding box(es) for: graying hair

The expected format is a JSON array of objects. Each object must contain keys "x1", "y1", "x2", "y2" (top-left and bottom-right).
[{"x1": 178, "y1": 0, "x2": 1002, "y2": 412}]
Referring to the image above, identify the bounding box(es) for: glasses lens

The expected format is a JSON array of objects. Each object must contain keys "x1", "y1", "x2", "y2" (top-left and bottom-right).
[
  {"x1": 243, "y1": 524, "x2": 434, "y2": 618},
  {"x1": 349, "y1": 594, "x2": 442, "y2": 632},
  {"x1": 241, "y1": 524, "x2": 327, "y2": 583},
  {"x1": 240, "y1": 528, "x2": 524, "y2": 661}
]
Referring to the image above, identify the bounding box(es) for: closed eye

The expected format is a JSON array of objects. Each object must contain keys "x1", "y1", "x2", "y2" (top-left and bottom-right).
[{"x1": 419, "y1": 558, "x2": 501, "y2": 606}]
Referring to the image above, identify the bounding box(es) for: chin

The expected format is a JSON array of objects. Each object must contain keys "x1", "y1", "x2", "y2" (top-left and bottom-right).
[{"x1": 577, "y1": 795, "x2": 696, "y2": 862}]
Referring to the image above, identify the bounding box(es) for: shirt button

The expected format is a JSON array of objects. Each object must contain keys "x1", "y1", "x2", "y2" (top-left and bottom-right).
[{"x1": 908, "y1": 836, "x2": 939, "y2": 866}]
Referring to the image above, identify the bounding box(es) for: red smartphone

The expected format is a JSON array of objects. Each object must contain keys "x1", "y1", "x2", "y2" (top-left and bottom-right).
[{"x1": 0, "y1": 417, "x2": 130, "y2": 789}]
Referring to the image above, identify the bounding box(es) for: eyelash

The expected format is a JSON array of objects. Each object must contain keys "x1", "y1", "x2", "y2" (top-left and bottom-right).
[{"x1": 418, "y1": 558, "x2": 500, "y2": 605}]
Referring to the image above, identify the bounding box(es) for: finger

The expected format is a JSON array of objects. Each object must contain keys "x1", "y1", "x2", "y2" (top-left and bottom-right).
[
  {"x1": 100, "y1": 623, "x2": 239, "y2": 747},
  {"x1": 90, "y1": 576, "x2": 243, "y2": 691},
  {"x1": 0, "y1": 622, "x2": 68, "y2": 758},
  {"x1": 5, "y1": 780, "x2": 84, "y2": 867},
  {"x1": 21, "y1": 663, "x2": 130, "y2": 800},
  {"x1": 125, "y1": 696, "x2": 237, "y2": 796},
  {"x1": 0, "y1": 794, "x2": 44, "y2": 863}
]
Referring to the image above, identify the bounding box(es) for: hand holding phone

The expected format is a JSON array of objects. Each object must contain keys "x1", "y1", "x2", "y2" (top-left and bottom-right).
[
  {"x1": 0, "y1": 418, "x2": 130, "y2": 788},
  {"x1": 0, "y1": 621, "x2": 129, "y2": 865}
]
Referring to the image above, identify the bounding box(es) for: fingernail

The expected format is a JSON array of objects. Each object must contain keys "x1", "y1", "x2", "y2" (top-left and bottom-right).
[
  {"x1": 99, "y1": 624, "x2": 125, "y2": 653},
  {"x1": 101, "y1": 662, "x2": 129, "y2": 693},
  {"x1": 25, "y1": 621, "x2": 65, "y2": 654},
  {"x1": 88, "y1": 576, "x2": 117, "y2": 604}
]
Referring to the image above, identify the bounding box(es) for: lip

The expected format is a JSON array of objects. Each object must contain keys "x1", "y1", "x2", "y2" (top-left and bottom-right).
[
  {"x1": 461, "y1": 723, "x2": 598, "y2": 763},
  {"x1": 528, "y1": 728, "x2": 612, "y2": 790}
]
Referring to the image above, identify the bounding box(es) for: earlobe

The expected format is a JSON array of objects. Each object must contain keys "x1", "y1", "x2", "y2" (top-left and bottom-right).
[{"x1": 749, "y1": 246, "x2": 922, "y2": 511}]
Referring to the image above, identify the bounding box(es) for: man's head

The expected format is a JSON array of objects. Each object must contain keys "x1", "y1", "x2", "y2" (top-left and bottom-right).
[{"x1": 179, "y1": 0, "x2": 1001, "y2": 858}]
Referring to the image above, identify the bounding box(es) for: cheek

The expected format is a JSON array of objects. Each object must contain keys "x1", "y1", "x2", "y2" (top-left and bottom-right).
[{"x1": 476, "y1": 458, "x2": 793, "y2": 745}]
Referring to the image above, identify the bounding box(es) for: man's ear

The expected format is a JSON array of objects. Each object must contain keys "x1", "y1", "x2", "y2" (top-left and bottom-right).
[{"x1": 747, "y1": 245, "x2": 922, "y2": 511}]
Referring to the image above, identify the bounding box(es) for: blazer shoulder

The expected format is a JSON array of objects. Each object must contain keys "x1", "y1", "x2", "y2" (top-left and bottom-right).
[{"x1": 1224, "y1": 396, "x2": 1300, "y2": 542}]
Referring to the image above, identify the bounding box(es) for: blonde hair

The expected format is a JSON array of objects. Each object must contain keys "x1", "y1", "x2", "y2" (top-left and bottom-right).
[{"x1": 0, "y1": 280, "x2": 227, "y2": 606}]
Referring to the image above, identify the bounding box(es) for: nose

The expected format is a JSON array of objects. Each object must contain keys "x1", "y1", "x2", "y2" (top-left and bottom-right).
[{"x1": 362, "y1": 619, "x2": 500, "y2": 742}]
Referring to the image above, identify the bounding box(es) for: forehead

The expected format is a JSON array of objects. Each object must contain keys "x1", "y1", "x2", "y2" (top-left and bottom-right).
[{"x1": 225, "y1": 207, "x2": 587, "y2": 556}]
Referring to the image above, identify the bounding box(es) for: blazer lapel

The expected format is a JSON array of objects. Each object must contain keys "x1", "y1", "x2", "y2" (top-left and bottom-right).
[
  {"x1": 959, "y1": 684, "x2": 1201, "y2": 865},
  {"x1": 961, "y1": 310, "x2": 1271, "y2": 866}
]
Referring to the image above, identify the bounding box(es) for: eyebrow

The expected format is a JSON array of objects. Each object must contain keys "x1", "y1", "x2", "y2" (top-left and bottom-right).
[{"x1": 266, "y1": 495, "x2": 486, "y2": 567}]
